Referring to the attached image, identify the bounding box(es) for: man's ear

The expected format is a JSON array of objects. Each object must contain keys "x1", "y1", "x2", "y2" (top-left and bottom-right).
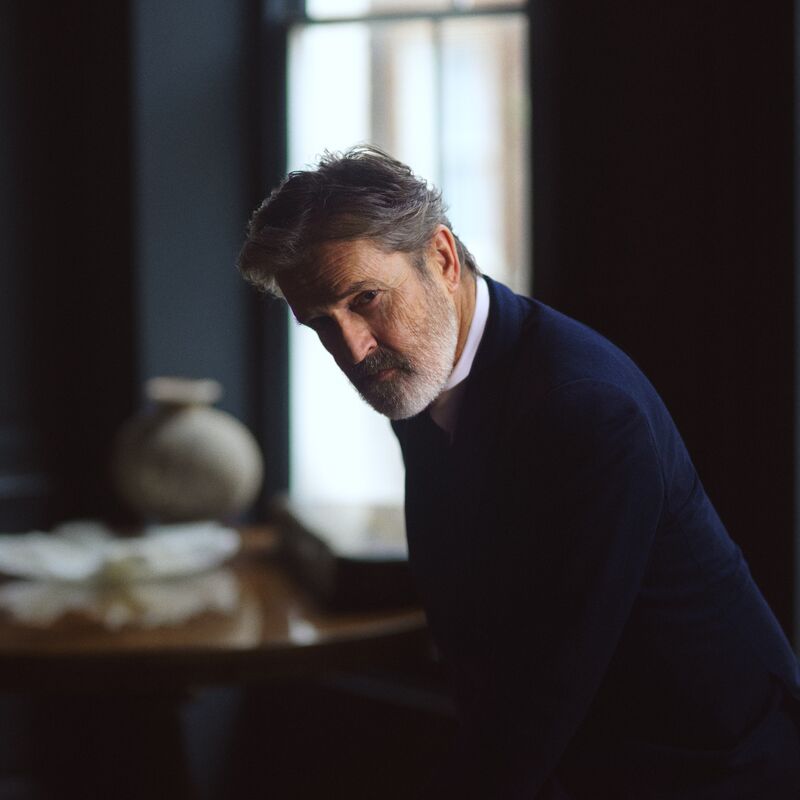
[{"x1": 429, "y1": 224, "x2": 461, "y2": 293}]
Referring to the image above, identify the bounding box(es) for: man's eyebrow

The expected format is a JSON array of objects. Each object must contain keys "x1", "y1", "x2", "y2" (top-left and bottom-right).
[
  {"x1": 296, "y1": 280, "x2": 378, "y2": 324},
  {"x1": 330, "y1": 279, "x2": 377, "y2": 302}
]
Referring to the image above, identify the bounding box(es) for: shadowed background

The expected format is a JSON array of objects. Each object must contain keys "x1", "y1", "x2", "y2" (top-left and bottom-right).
[{"x1": 0, "y1": 1, "x2": 797, "y2": 797}]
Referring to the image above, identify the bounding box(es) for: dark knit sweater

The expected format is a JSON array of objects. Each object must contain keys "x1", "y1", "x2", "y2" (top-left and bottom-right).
[{"x1": 391, "y1": 277, "x2": 800, "y2": 799}]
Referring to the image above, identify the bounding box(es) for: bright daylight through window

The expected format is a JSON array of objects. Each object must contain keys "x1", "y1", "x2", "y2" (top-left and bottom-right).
[{"x1": 286, "y1": 0, "x2": 529, "y2": 506}]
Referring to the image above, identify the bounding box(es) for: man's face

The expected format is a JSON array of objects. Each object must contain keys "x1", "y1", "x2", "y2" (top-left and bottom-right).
[{"x1": 278, "y1": 238, "x2": 459, "y2": 420}]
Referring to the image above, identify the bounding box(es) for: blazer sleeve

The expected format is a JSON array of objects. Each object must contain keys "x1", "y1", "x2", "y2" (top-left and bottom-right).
[{"x1": 446, "y1": 379, "x2": 666, "y2": 798}]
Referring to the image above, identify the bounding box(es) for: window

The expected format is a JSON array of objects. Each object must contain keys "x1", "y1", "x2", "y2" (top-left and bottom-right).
[{"x1": 283, "y1": 0, "x2": 530, "y2": 505}]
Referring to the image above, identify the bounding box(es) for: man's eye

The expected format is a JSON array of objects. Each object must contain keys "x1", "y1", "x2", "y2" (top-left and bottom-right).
[{"x1": 352, "y1": 290, "x2": 379, "y2": 308}]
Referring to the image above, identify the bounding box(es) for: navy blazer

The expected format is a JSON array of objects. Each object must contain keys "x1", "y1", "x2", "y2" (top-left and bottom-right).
[{"x1": 392, "y1": 277, "x2": 800, "y2": 798}]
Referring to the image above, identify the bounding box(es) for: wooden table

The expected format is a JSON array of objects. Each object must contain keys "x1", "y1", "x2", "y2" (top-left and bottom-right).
[
  {"x1": 0, "y1": 527, "x2": 429, "y2": 691},
  {"x1": 0, "y1": 527, "x2": 431, "y2": 798}
]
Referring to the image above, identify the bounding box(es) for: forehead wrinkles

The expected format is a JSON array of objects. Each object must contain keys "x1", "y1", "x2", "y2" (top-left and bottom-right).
[
  {"x1": 296, "y1": 239, "x2": 411, "y2": 302},
  {"x1": 288, "y1": 240, "x2": 370, "y2": 293},
  {"x1": 316, "y1": 238, "x2": 386, "y2": 279},
  {"x1": 278, "y1": 244, "x2": 357, "y2": 311}
]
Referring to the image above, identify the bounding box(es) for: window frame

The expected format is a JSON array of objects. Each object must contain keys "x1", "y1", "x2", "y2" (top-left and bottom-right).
[{"x1": 258, "y1": 0, "x2": 533, "y2": 506}]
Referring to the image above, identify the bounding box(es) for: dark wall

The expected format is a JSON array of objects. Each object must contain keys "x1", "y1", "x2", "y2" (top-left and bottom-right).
[
  {"x1": 796, "y1": 0, "x2": 800, "y2": 648},
  {"x1": 131, "y1": 0, "x2": 254, "y2": 422},
  {"x1": 532, "y1": 2, "x2": 796, "y2": 633},
  {"x1": 0, "y1": 2, "x2": 40, "y2": 527},
  {"x1": 0, "y1": 0, "x2": 286, "y2": 529},
  {"x1": 130, "y1": 0, "x2": 290, "y2": 513},
  {"x1": 0, "y1": 1, "x2": 135, "y2": 527}
]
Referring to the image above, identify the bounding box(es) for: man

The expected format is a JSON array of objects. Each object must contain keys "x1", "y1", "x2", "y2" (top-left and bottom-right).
[{"x1": 238, "y1": 146, "x2": 800, "y2": 798}]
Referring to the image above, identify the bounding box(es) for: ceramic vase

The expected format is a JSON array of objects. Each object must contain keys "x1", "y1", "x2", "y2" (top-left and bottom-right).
[{"x1": 112, "y1": 377, "x2": 264, "y2": 522}]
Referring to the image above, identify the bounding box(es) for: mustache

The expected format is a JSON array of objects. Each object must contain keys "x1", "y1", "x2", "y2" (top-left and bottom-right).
[{"x1": 349, "y1": 348, "x2": 412, "y2": 381}]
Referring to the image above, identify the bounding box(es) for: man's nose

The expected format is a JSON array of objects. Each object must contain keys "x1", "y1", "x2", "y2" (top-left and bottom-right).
[{"x1": 335, "y1": 315, "x2": 377, "y2": 365}]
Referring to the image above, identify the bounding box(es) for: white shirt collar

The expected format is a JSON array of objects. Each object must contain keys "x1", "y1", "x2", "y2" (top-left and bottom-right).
[
  {"x1": 428, "y1": 275, "x2": 490, "y2": 434},
  {"x1": 443, "y1": 274, "x2": 490, "y2": 391}
]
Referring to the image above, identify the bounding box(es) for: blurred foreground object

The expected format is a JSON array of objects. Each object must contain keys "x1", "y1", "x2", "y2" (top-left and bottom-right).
[
  {"x1": 0, "y1": 519, "x2": 240, "y2": 584},
  {"x1": 0, "y1": 519, "x2": 241, "y2": 629},
  {"x1": 274, "y1": 497, "x2": 416, "y2": 611},
  {"x1": 113, "y1": 377, "x2": 263, "y2": 522},
  {"x1": 0, "y1": 567, "x2": 239, "y2": 631}
]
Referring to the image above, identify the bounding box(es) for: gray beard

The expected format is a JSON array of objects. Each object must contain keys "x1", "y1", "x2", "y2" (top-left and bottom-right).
[{"x1": 347, "y1": 294, "x2": 459, "y2": 420}]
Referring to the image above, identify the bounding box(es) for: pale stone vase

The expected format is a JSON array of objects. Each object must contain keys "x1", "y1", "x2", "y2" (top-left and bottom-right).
[{"x1": 112, "y1": 377, "x2": 264, "y2": 522}]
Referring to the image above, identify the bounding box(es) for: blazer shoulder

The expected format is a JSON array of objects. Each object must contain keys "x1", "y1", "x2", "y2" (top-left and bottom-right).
[{"x1": 512, "y1": 301, "x2": 656, "y2": 409}]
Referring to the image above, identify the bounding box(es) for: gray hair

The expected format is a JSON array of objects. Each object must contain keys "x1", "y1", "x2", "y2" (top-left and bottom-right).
[{"x1": 237, "y1": 145, "x2": 477, "y2": 296}]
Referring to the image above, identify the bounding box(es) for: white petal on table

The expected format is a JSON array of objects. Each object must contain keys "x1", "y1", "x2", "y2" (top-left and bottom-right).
[
  {"x1": 0, "y1": 521, "x2": 241, "y2": 583},
  {"x1": 0, "y1": 568, "x2": 241, "y2": 630}
]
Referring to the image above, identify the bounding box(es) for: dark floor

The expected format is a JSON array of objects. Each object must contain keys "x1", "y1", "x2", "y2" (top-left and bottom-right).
[{"x1": 0, "y1": 672, "x2": 457, "y2": 800}]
